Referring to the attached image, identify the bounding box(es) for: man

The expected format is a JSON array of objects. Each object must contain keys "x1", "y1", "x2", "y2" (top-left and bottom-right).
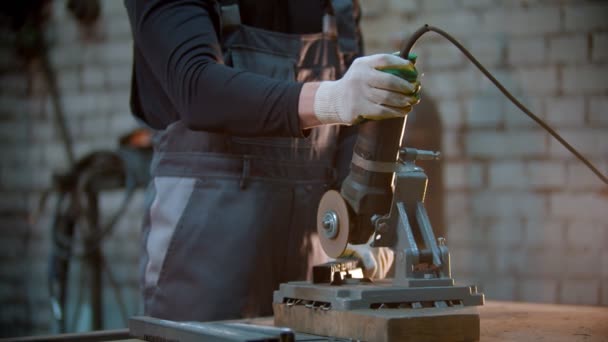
[{"x1": 125, "y1": 0, "x2": 420, "y2": 321}]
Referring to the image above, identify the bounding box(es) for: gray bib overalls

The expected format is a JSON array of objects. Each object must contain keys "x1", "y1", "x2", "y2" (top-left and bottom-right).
[{"x1": 141, "y1": 0, "x2": 361, "y2": 321}]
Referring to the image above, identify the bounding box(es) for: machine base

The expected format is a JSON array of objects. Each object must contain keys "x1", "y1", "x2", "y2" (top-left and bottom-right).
[
  {"x1": 273, "y1": 280, "x2": 483, "y2": 341},
  {"x1": 273, "y1": 303, "x2": 480, "y2": 342}
]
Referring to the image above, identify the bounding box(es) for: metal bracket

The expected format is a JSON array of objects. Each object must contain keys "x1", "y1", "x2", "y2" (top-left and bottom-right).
[{"x1": 351, "y1": 152, "x2": 406, "y2": 173}]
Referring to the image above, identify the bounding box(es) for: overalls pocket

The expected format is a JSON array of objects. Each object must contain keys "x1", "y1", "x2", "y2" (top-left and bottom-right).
[{"x1": 228, "y1": 47, "x2": 297, "y2": 81}]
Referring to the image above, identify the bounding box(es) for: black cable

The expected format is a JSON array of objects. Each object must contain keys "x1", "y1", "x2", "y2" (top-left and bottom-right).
[{"x1": 401, "y1": 24, "x2": 608, "y2": 185}]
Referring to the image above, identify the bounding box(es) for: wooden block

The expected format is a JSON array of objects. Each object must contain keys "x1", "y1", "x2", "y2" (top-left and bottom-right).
[{"x1": 273, "y1": 303, "x2": 480, "y2": 342}]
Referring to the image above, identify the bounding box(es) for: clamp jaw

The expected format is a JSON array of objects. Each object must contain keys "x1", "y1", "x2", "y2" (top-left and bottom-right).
[
  {"x1": 326, "y1": 145, "x2": 453, "y2": 286},
  {"x1": 368, "y1": 147, "x2": 452, "y2": 287}
]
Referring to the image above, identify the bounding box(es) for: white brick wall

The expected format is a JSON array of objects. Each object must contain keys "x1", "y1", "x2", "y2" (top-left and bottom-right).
[
  {"x1": 436, "y1": 99, "x2": 463, "y2": 129},
  {"x1": 362, "y1": 0, "x2": 608, "y2": 307},
  {"x1": 482, "y1": 277, "x2": 516, "y2": 301},
  {"x1": 527, "y1": 161, "x2": 566, "y2": 189},
  {"x1": 412, "y1": 11, "x2": 481, "y2": 36},
  {"x1": 520, "y1": 279, "x2": 558, "y2": 303},
  {"x1": 465, "y1": 96, "x2": 504, "y2": 127},
  {"x1": 602, "y1": 251, "x2": 608, "y2": 279},
  {"x1": 561, "y1": 279, "x2": 601, "y2": 305},
  {"x1": 468, "y1": 37, "x2": 507, "y2": 68},
  {"x1": 486, "y1": 219, "x2": 524, "y2": 246},
  {"x1": 489, "y1": 161, "x2": 526, "y2": 189},
  {"x1": 547, "y1": 35, "x2": 588, "y2": 64},
  {"x1": 481, "y1": 7, "x2": 560, "y2": 36},
  {"x1": 387, "y1": 0, "x2": 417, "y2": 13},
  {"x1": 494, "y1": 246, "x2": 524, "y2": 275},
  {"x1": 466, "y1": 131, "x2": 546, "y2": 158},
  {"x1": 601, "y1": 280, "x2": 608, "y2": 306},
  {"x1": 548, "y1": 128, "x2": 606, "y2": 158},
  {"x1": 564, "y1": 3, "x2": 608, "y2": 32},
  {"x1": 544, "y1": 96, "x2": 585, "y2": 127},
  {"x1": 522, "y1": 249, "x2": 566, "y2": 278},
  {"x1": 551, "y1": 193, "x2": 608, "y2": 221},
  {"x1": 591, "y1": 32, "x2": 608, "y2": 62},
  {"x1": 444, "y1": 162, "x2": 467, "y2": 190},
  {"x1": 566, "y1": 161, "x2": 608, "y2": 190},
  {"x1": 524, "y1": 219, "x2": 564, "y2": 248},
  {"x1": 508, "y1": 37, "x2": 545, "y2": 65},
  {"x1": 472, "y1": 191, "x2": 546, "y2": 219},
  {"x1": 446, "y1": 217, "x2": 484, "y2": 246},
  {"x1": 445, "y1": 191, "x2": 470, "y2": 220},
  {"x1": 419, "y1": 41, "x2": 466, "y2": 69},
  {"x1": 420, "y1": 0, "x2": 460, "y2": 12},
  {"x1": 589, "y1": 97, "x2": 608, "y2": 126},
  {"x1": 421, "y1": 69, "x2": 479, "y2": 99},
  {"x1": 443, "y1": 161, "x2": 483, "y2": 190},
  {"x1": 504, "y1": 96, "x2": 542, "y2": 128},
  {"x1": 511, "y1": 67, "x2": 559, "y2": 95},
  {"x1": 562, "y1": 65, "x2": 608, "y2": 94},
  {"x1": 566, "y1": 221, "x2": 606, "y2": 251},
  {"x1": 441, "y1": 131, "x2": 463, "y2": 158}
]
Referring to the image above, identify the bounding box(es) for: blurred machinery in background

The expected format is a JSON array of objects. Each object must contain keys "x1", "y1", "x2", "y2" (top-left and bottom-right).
[
  {"x1": 45, "y1": 129, "x2": 151, "y2": 332},
  {"x1": 1, "y1": 0, "x2": 152, "y2": 333}
]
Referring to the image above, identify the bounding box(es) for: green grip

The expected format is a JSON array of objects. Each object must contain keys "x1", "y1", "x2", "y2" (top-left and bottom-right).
[
  {"x1": 376, "y1": 52, "x2": 418, "y2": 83},
  {"x1": 378, "y1": 66, "x2": 418, "y2": 83},
  {"x1": 354, "y1": 53, "x2": 420, "y2": 124},
  {"x1": 375, "y1": 52, "x2": 420, "y2": 100}
]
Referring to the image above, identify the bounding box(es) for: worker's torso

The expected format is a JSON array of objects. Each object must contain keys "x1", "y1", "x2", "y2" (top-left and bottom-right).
[
  {"x1": 140, "y1": 0, "x2": 362, "y2": 320},
  {"x1": 152, "y1": 0, "x2": 361, "y2": 182}
]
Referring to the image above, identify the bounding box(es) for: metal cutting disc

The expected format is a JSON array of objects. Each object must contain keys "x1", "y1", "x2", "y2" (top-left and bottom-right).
[{"x1": 317, "y1": 190, "x2": 350, "y2": 258}]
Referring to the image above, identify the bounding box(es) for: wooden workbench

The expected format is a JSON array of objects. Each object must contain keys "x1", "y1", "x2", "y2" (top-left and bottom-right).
[
  {"x1": 478, "y1": 301, "x2": 607, "y2": 341},
  {"x1": 121, "y1": 301, "x2": 608, "y2": 341},
  {"x1": 270, "y1": 300, "x2": 608, "y2": 341},
  {"x1": 103, "y1": 300, "x2": 594, "y2": 342},
  {"x1": 14, "y1": 301, "x2": 607, "y2": 341}
]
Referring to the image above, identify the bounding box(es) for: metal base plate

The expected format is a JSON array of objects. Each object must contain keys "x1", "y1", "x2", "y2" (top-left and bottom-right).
[{"x1": 273, "y1": 280, "x2": 484, "y2": 311}]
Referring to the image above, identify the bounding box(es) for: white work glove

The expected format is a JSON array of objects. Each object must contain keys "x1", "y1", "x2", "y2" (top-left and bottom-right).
[
  {"x1": 314, "y1": 53, "x2": 420, "y2": 125},
  {"x1": 342, "y1": 236, "x2": 394, "y2": 280}
]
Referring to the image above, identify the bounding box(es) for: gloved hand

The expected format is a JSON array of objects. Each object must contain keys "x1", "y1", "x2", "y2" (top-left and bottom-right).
[
  {"x1": 313, "y1": 53, "x2": 421, "y2": 125},
  {"x1": 342, "y1": 235, "x2": 394, "y2": 280}
]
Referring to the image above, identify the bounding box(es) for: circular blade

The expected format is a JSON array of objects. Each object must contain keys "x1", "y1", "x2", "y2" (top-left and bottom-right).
[{"x1": 317, "y1": 190, "x2": 350, "y2": 258}]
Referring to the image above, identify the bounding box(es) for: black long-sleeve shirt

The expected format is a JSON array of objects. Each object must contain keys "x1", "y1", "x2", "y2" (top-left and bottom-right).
[{"x1": 125, "y1": 0, "x2": 328, "y2": 137}]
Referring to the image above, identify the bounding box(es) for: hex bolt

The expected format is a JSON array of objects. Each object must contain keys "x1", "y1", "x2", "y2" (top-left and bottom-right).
[{"x1": 322, "y1": 211, "x2": 339, "y2": 239}]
